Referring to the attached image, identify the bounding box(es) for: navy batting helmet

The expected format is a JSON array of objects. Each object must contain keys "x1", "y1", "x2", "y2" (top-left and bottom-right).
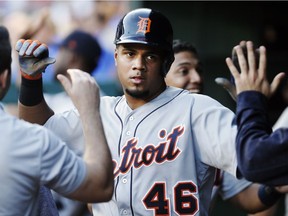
[{"x1": 114, "y1": 8, "x2": 174, "y2": 75}]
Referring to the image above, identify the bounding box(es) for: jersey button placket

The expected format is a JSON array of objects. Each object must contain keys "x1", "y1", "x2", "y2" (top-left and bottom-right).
[{"x1": 122, "y1": 178, "x2": 127, "y2": 184}]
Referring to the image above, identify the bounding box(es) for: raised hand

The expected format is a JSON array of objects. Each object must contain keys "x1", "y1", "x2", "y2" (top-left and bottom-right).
[
  {"x1": 226, "y1": 41, "x2": 285, "y2": 98},
  {"x1": 15, "y1": 39, "x2": 56, "y2": 78},
  {"x1": 57, "y1": 69, "x2": 100, "y2": 113},
  {"x1": 214, "y1": 41, "x2": 247, "y2": 101},
  {"x1": 215, "y1": 77, "x2": 237, "y2": 101}
]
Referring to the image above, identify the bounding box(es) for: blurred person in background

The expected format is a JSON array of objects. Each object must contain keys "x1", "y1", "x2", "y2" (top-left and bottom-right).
[
  {"x1": 44, "y1": 30, "x2": 103, "y2": 114},
  {"x1": 166, "y1": 39, "x2": 281, "y2": 216}
]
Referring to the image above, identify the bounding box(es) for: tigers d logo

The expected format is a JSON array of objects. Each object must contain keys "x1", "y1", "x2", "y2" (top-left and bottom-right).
[{"x1": 136, "y1": 16, "x2": 151, "y2": 34}]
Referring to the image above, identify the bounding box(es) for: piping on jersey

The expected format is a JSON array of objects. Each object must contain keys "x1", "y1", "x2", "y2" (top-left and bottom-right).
[{"x1": 113, "y1": 89, "x2": 186, "y2": 215}]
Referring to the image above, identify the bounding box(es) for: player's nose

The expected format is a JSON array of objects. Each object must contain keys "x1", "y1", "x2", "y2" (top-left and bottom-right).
[
  {"x1": 132, "y1": 56, "x2": 146, "y2": 71},
  {"x1": 189, "y1": 69, "x2": 202, "y2": 83}
]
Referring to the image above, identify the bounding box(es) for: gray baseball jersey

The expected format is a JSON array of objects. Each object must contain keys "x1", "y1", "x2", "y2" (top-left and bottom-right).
[
  {"x1": 210, "y1": 170, "x2": 252, "y2": 210},
  {"x1": 0, "y1": 107, "x2": 86, "y2": 216},
  {"x1": 45, "y1": 87, "x2": 238, "y2": 216},
  {"x1": 272, "y1": 107, "x2": 288, "y2": 216},
  {"x1": 219, "y1": 171, "x2": 252, "y2": 201}
]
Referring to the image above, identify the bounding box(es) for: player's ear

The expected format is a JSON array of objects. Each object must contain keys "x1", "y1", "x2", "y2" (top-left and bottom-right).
[
  {"x1": 0, "y1": 69, "x2": 9, "y2": 89},
  {"x1": 0, "y1": 69, "x2": 11, "y2": 100},
  {"x1": 114, "y1": 47, "x2": 118, "y2": 66}
]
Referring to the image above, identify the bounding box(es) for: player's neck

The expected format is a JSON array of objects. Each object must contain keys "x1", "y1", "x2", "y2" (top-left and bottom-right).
[{"x1": 125, "y1": 84, "x2": 167, "y2": 110}]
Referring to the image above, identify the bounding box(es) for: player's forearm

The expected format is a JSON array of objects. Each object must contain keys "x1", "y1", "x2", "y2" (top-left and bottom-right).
[
  {"x1": 229, "y1": 184, "x2": 266, "y2": 213},
  {"x1": 79, "y1": 110, "x2": 114, "y2": 202},
  {"x1": 18, "y1": 100, "x2": 54, "y2": 125},
  {"x1": 236, "y1": 91, "x2": 288, "y2": 185},
  {"x1": 18, "y1": 76, "x2": 54, "y2": 125},
  {"x1": 230, "y1": 184, "x2": 282, "y2": 213}
]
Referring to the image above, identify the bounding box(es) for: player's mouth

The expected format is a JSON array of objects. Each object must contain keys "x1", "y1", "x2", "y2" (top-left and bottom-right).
[
  {"x1": 188, "y1": 88, "x2": 201, "y2": 93},
  {"x1": 130, "y1": 76, "x2": 145, "y2": 84},
  {"x1": 186, "y1": 85, "x2": 202, "y2": 94}
]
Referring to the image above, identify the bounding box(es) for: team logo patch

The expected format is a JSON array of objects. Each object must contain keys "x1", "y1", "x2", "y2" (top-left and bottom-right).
[{"x1": 136, "y1": 16, "x2": 151, "y2": 34}]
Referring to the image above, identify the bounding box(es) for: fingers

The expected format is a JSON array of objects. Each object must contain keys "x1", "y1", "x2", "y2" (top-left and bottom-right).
[
  {"x1": 234, "y1": 45, "x2": 248, "y2": 75},
  {"x1": 34, "y1": 57, "x2": 56, "y2": 68},
  {"x1": 215, "y1": 77, "x2": 233, "y2": 89},
  {"x1": 57, "y1": 69, "x2": 82, "y2": 93},
  {"x1": 246, "y1": 41, "x2": 256, "y2": 73},
  {"x1": 274, "y1": 185, "x2": 288, "y2": 193},
  {"x1": 215, "y1": 77, "x2": 237, "y2": 101},
  {"x1": 15, "y1": 39, "x2": 48, "y2": 57},
  {"x1": 25, "y1": 40, "x2": 41, "y2": 55},
  {"x1": 270, "y1": 72, "x2": 286, "y2": 95},
  {"x1": 17, "y1": 39, "x2": 33, "y2": 56},
  {"x1": 226, "y1": 57, "x2": 240, "y2": 80},
  {"x1": 59, "y1": 69, "x2": 99, "y2": 100},
  {"x1": 232, "y1": 40, "x2": 246, "y2": 57},
  {"x1": 57, "y1": 73, "x2": 71, "y2": 94},
  {"x1": 33, "y1": 44, "x2": 49, "y2": 58},
  {"x1": 15, "y1": 39, "x2": 25, "y2": 52},
  {"x1": 258, "y1": 46, "x2": 267, "y2": 80}
]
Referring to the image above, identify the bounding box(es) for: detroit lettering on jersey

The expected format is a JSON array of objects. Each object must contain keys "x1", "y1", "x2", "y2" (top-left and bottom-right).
[{"x1": 113, "y1": 125, "x2": 184, "y2": 178}]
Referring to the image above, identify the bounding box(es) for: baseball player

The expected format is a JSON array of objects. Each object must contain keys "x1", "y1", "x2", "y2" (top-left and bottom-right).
[
  {"x1": 15, "y1": 8, "x2": 286, "y2": 216},
  {"x1": 227, "y1": 41, "x2": 288, "y2": 185},
  {"x1": 0, "y1": 26, "x2": 113, "y2": 215},
  {"x1": 165, "y1": 39, "x2": 283, "y2": 215}
]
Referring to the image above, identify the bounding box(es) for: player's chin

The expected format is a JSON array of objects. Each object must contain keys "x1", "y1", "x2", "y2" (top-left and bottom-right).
[
  {"x1": 188, "y1": 89, "x2": 201, "y2": 94},
  {"x1": 125, "y1": 88, "x2": 149, "y2": 98}
]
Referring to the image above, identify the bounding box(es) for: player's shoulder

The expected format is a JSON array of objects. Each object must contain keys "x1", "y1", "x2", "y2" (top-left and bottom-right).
[
  {"x1": 1, "y1": 110, "x2": 53, "y2": 144},
  {"x1": 101, "y1": 95, "x2": 122, "y2": 102},
  {"x1": 168, "y1": 87, "x2": 217, "y2": 102},
  {"x1": 167, "y1": 87, "x2": 228, "y2": 113},
  {"x1": 100, "y1": 95, "x2": 123, "y2": 108}
]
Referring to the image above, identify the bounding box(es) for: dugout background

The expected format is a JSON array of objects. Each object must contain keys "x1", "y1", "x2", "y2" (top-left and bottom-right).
[{"x1": 140, "y1": 1, "x2": 288, "y2": 127}]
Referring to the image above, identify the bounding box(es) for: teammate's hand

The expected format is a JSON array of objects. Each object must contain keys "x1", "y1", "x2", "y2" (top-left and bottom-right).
[
  {"x1": 226, "y1": 41, "x2": 285, "y2": 97},
  {"x1": 215, "y1": 77, "x2": 237, "y2": 101},
  {"x1": 214, "y1": 41, "x2": 246, "y2": 101},
  {"x1": 274, "y1": 185, "x2": 288, "y2": 194},
  {"x1": 15, "y1": 39, "x2": 56, "y2": 78},
  {"x1": 57, "y1": 69, "x2": 100, "y2": 112}
]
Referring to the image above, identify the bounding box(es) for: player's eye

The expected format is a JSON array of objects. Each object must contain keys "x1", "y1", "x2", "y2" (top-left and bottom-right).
[
  {"x1": 179, "y1": 68, "x2": 189, "y2": 76},
  {"x1": 126, "y1": 51, "x2": 135, "y2": 57},
  {"x1": 196, "y1": 62, "x2": 204, "y2": 74},
  {"x1": 146, "y1": 54, "x2": 159, "y2": 62}
]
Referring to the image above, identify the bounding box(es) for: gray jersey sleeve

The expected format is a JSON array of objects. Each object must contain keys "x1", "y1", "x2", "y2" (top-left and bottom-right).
[
  {"x1": 218, "y1": 171, "x2": 252, "y2": 200},
  {"x1": 40, "y1": 127, "x2": 87, "y2": 195},
  {"x1": 44, "y1": 109, "x2": 84, "y2": 156},
  {"x1": 191, "y1": 94, "x2": 238, "y2": 176}
]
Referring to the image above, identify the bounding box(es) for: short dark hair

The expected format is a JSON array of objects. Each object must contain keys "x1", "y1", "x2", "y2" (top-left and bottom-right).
[
  {"x1": 172, "y1": 39, "x2": 203, "y2": 74},
  {"x1": 0, "y1": 26, "x2": 12, "y2": 74},
  {"x1": 172, "y1": 39, "x2": 198, "y2": 57}
]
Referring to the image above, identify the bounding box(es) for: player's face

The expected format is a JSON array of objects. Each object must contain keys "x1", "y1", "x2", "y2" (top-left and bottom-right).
[
  {"x1": 53, "y1": 48, "x2": 74, "y2": 80},
  {"x1": 165, "y1": 51, "x2": 203, "y2": 94},
  {"x1": 115, "y1": 44, "x2": 166, "y2": 102}
]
